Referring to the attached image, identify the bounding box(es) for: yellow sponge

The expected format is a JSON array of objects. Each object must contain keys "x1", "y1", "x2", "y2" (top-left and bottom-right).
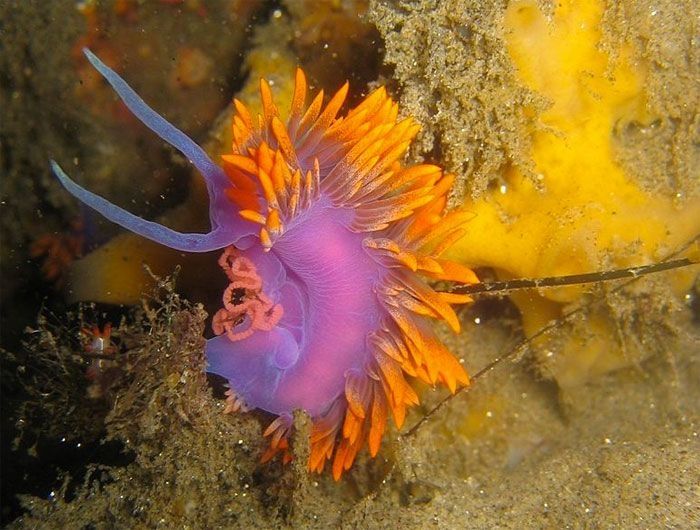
[{"x1": 446, "y1": 0, "x2": 699, "y2": 388}]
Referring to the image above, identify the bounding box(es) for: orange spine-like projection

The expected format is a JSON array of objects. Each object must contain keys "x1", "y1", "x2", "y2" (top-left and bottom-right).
[{"x1": 219, "y1": 69, "x2": 478, "y2": 479}]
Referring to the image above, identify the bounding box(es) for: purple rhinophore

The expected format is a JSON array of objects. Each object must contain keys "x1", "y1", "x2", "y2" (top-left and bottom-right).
[{"x1": 51, "y1": 48, "x2": 252, "y2": 253}]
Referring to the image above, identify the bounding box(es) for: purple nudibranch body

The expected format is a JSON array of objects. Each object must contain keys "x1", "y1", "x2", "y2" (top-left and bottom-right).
[{"x1": 53, "y1": 49, "x2": 478, "y2": 478}]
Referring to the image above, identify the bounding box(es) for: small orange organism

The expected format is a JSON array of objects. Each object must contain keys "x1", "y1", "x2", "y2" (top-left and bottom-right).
[{"x1": 30, "y1": 218, "x2": 85, "y2": 287}]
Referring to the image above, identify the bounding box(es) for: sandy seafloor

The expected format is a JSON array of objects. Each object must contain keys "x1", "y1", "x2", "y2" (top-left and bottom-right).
[{"x1": 1, "y1": 0, "x2": 699, "y2": 528}]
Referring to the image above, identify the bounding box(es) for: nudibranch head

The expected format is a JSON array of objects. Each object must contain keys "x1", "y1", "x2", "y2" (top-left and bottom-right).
[{"x1": 52, "y1": 49, "x2": 479, "y2": 480}]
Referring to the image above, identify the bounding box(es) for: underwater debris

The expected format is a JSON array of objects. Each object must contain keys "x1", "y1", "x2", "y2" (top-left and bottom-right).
[
  {"x1": 11, "y1": 308, "x2": 112, "y2": 446},
  {"x1": 9, "y1": 275, "x2": 291, "y2": 528},
  {"x1": 406, "y1": 242, "x2": 700, "y2": 437}
]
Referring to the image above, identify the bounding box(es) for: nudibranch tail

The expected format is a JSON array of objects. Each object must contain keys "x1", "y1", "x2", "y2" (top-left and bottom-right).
[{"x1": 51, "y1": 48, "x2": 253, "y2": 252}]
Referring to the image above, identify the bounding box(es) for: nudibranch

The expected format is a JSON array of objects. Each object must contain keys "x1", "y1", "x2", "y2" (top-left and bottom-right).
[{"x1": 53, "y1": 49, "x2": 479, "y2": 479}]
